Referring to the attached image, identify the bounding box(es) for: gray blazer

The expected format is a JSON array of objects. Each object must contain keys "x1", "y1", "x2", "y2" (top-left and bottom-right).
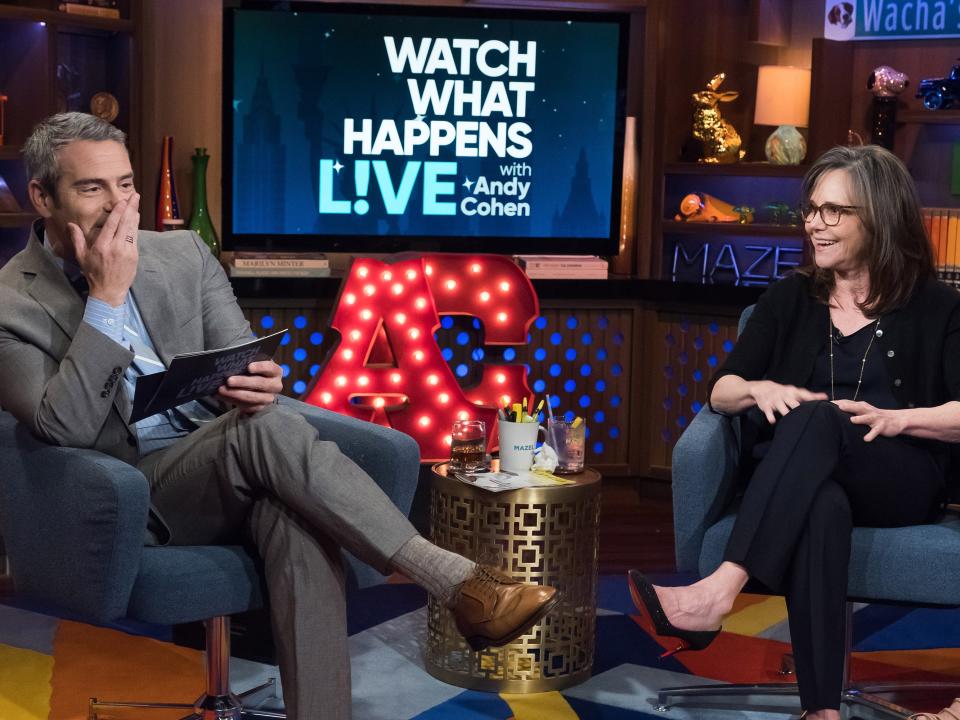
[{"x1": 0, "y1": 226, "x2": 253, "y2": 465}]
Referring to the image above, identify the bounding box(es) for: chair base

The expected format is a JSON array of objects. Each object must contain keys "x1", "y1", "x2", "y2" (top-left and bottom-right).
[
  {"x1": 89, "y1": 673, "x2": 286, "y2": 719},
  {"x1": 655, "y1": 680, "x2": 958, "y2": 719},
  {"x1": 89, "y1": 617, "x2": 286, "y2": 719}
]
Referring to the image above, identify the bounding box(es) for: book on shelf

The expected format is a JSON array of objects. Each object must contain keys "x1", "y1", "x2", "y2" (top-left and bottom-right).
[
  {"x1": 58, "y1": 2, "x2": 121, "y2": 18},
  {"x1": 231, "y1": 251, "x2": 329, "y2": 269},
  {"x1": 925, "y1": 207, "x2": 960, "y2": 287},
  {"x1": 515, "y1": 255, "x2": 608, "y2": 280},
  {"x1": 521, "y1": 267, "x2": 609, "y2": 280},
  {"x1": 227, "y1": 265, "x2": 331, "y2": 278}
]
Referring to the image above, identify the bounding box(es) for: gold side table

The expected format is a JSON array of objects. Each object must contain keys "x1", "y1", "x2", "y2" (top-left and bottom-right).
[{"x1": 425, "y1": 461, "x2": 601, "y2": 693}]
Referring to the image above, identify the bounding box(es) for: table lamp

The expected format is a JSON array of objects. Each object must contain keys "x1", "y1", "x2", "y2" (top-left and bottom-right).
[{"x1": 754, "y1": 66, "x2": 810, "y2": 165}]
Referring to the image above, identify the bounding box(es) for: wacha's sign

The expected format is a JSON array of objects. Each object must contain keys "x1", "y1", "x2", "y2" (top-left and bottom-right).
[{"x1": 824, "y1": 0, "x2": 960, "y2": 40}]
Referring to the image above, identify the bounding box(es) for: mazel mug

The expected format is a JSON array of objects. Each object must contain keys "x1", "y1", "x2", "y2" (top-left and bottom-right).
[{"x1": 497, "y1": 420, "x2": 546, "y2": 473}]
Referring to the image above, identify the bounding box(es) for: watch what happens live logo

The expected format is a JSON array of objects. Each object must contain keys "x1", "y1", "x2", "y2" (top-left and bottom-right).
[{"x1": 319, "y1": 36, "x2": 536, "y2": 220}]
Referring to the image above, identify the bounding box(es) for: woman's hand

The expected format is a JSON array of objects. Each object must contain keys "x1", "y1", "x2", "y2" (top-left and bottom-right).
[
  {"x1": 749, "y1": 380, "x2": 828, "y2": 424},
  {"x1": 831, "y1": 399, "x2": 907, "y2": 441}
]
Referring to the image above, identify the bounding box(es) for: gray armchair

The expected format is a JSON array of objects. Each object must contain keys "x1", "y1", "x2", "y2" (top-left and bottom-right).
[
  {"x1": 0, "y1": 397, "x2": 420, "y2": 719},
  {"x1": 663, "y1": 307, "x2": 960, "y2": 719}
]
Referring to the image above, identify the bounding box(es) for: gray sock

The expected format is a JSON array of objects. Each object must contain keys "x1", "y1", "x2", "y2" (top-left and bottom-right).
[{"x1": 389, "y1": 535, "x2": 476, "y2": 607}]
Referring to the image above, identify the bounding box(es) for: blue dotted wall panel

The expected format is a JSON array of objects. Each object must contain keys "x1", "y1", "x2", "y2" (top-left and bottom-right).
[
  {"x1": 651, "y1": 313, "x2": 739, "y2": 471},
  {"x1": 243, "y1": 305, "x2": 333, "y2": 397}
]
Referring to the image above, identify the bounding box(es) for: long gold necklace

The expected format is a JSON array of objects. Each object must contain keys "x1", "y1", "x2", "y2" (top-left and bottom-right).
[{"x1": 828, "y1": 312, "x2": 881, "y2": 401}]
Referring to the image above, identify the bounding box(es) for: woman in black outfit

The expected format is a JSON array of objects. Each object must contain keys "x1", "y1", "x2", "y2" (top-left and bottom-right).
[{"x1": 628, "y1": 144, "x2": 960, "y2": 720}]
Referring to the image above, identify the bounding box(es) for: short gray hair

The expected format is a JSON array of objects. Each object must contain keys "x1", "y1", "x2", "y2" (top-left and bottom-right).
[{"x1": 23, "y1": 112, "x2": 127, "y2": 195}]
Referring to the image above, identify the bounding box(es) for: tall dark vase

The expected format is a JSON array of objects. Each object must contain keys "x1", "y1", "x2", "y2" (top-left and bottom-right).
[
  {"x1": 870, "y1": 96, "x2": 897, "y2": 150},
  {"x1": 155, "y1": 135, "x2": 180, "y2": 231},
  {"x1": 188, "y1": 147, "x2": 220, "y2": 257}
]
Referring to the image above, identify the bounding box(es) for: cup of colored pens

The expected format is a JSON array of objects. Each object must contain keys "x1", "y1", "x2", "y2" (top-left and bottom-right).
[{"x1": 497, "y1": 398, "x2": 545, "y2": 472}]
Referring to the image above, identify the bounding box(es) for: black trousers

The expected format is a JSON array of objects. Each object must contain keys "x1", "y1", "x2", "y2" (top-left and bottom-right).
[{"x1": 723, "y1": 401, "x2": 945, "y2": 711}]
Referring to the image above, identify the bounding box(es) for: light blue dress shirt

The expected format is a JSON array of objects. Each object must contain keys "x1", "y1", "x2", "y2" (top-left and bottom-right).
[{"x1": 43, "y1": 238, "x2": 205, "y2": 455}]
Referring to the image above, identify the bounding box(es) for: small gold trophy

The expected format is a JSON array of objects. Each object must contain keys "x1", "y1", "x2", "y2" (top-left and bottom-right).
[{"x1": 90, "y1": 91, "x2": 119, "y2": 123}]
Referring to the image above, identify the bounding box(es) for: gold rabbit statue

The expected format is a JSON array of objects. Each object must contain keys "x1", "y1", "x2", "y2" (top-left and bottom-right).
[{"x1": 691, "y1": 73, "x2": 745, "y2": 164}]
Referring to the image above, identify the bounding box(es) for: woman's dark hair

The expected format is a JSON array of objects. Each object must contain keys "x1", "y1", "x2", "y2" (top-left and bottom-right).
[{"x1": 796, "y1": 144, "x2": 934, "y2": 316}]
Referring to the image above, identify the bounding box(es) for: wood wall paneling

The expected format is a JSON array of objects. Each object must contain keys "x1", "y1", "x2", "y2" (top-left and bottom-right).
[
  {"x1": 807, "y1": 38, "x2": 854, "y2": 159},
  {"x1": 643, "y1": 309, "x2": 739, "y2": 477},
  {"x1": 749, "y1": 0, "x2": 790, "y2": 46},
  {"x1": 140, "y1": 0, "x2": 222, "y2": 232}
]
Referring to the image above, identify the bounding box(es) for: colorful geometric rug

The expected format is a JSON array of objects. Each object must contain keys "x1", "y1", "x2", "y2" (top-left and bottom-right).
[{"x1": 2, "y1": 576, "x2": 959, "y2": 719}]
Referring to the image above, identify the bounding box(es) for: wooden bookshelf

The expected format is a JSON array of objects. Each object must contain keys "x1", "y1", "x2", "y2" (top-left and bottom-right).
[
  {"x1": 664, "y1": 162, "x2": 809, "y2": 178},
  {"x1": 0, "y1": 4, "x2": 133, "y2": 33},
  {"x1": 0, "y1": 213, "x2": 37, "y2": 228},
  {"x1": 662, "y1": 220, "x2": 803, "y2": 237}
]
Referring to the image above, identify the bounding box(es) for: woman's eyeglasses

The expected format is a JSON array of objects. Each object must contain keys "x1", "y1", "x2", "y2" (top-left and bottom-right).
[{"x1": 799, "y1": 201, "x2": 861, "y2": 227}]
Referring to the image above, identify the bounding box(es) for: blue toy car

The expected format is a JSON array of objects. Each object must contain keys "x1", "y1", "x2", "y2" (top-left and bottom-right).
[{"x1": 916, "y1": 62, "x2": 960, "y2": 110}]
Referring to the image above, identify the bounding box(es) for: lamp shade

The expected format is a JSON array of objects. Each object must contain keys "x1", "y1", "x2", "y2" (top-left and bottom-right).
[{"x1": 754, "y1": 65, "x2": 811, "y2": 128}]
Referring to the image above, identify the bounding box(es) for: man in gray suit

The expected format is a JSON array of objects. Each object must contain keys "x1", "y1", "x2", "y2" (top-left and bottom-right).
[{"x1": 0, "y1": 113, "x2": 558, "y2": 719}]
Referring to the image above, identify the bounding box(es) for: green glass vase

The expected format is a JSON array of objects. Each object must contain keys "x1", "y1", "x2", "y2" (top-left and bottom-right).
[{"x1": 188, "y1": 147, "x2": 220, "y2": 257}]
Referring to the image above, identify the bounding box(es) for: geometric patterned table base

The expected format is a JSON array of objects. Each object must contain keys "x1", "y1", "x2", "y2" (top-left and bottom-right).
[{"x1": 425, "y1": 463, "x2": 601, "y2": 693}]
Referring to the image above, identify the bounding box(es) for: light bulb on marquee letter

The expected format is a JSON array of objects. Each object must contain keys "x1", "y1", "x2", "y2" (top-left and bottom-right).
[{"x1": 305, "y1": 254, "x2": 539, "y2": 461}]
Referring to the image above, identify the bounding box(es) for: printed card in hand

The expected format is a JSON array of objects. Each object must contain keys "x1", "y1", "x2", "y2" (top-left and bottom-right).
[{"x1": 130, "y1": 329, "x2": 286, "y2": 423}]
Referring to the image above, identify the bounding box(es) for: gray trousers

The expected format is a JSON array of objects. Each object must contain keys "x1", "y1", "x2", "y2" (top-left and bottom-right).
[{"x1": 137, "y1": 404, "x2": 419, "y2": 720}]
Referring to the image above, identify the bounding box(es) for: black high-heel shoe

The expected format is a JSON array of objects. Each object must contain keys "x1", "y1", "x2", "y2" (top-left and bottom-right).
[{"x1": 627, "y1": 569, "x2": 721, "y2": 658}]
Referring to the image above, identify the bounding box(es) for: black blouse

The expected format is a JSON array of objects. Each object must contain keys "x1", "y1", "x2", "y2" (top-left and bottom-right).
[{"x1": 808, "y1": 317, "x2": 899, "y2": 409}]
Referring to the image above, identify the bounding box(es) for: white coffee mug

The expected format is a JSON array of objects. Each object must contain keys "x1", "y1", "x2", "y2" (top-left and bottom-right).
[{"x1": 497, "y1": 420, "x2": 546, "y2": 473}]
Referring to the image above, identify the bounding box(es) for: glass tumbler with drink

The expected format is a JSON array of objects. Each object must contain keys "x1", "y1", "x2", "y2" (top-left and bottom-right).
[
  {"x1": 449, "y1": 419, "x2": 487, "y2": 471},
  {"x1": 547, "y1": 417, "x2": 586, "y2": 474}
]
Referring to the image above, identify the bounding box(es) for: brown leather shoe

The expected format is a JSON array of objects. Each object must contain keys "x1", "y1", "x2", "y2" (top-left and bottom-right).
[
  {"x1": 450, "y1": 565, "x2": 560, "y2": 651},
  {"x1": 911, "y1": 699, "x2": 960, "y2": 720}
]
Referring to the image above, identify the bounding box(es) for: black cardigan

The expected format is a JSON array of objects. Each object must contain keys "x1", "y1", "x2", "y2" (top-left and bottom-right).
[
  {"x1": 709, "y1": 272, "x2": 960, "y2": 498},
  {"x1": 709, "y1": 272, "x2": 960, "y2": 412}
]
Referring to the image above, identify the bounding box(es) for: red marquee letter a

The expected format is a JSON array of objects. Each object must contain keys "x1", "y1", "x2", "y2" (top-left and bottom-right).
[{"x1": 304, "y1": 254, "x2": 539, "y2": 461}]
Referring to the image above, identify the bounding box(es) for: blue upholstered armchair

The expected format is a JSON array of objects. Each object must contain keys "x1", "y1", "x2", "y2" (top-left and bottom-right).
[
  {"x1": 664, "y1": 307, "x2": 960, "y2": 719},
  {"x1": 0, "y1": 397, "x2": 420, "y2": 719}
]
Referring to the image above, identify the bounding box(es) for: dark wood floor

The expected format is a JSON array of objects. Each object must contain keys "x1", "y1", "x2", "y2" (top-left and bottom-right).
[{"x1": 598, "y1": 478, "x2": 676, "y2": 576}]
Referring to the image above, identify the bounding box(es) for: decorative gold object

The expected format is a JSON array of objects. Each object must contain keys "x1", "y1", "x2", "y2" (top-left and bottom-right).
[
  {"x1": 676, "y1": 192, "x2": 753, "y2": 224},
  {"x1": 425, "y1": 462, "x2": 601, "y2": 693},
  {"x1": 692, "y1": 73, "x2": 744, "y2": 164},
  {"x1": 90, "y1": 91, "x2": 119, "y2": 123},
  {"x1": 0, "y1": 94, "x2": 7, "y2": 146},
  {"x1": 611, "y1": 115, "x2": 637, "y2": 276}
]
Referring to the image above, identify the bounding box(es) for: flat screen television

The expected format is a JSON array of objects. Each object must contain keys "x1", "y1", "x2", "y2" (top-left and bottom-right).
[{"x1": 223, "y1": 2, "x2": 629, "y2": 255}]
